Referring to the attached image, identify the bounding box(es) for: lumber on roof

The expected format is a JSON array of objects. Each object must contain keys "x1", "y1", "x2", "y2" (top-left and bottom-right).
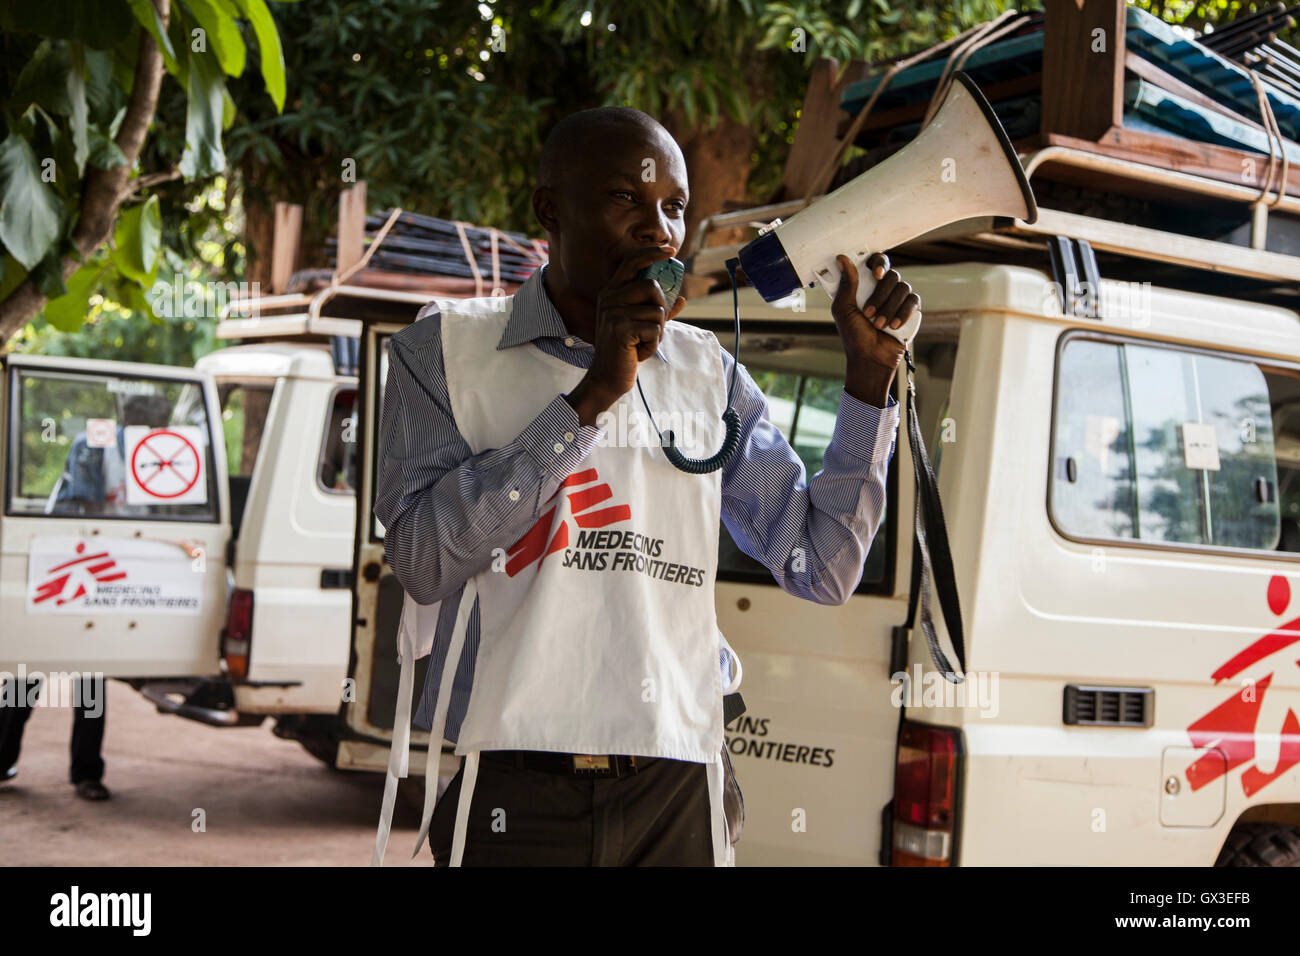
[
  {"x1": 337, "y1": 182, "x2": 368, "y2": 277},
  {"x1": 270, "y1": 202, "x2": 302, "y2": 294},
  {"x1": 773, "y1": 57, "x2": 872, "y2": 203},
  {"x1": 1041, "y1": 0, "x2": 1127, "y2": 141}
]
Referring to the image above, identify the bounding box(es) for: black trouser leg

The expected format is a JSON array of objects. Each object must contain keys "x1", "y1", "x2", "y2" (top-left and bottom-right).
[
  {"x1": 69, "y1": 675, "x2": 106, "y2": 785},
  {"x1": 0, "y1": 677, "x2": 40, "y2": 774},
  {"x1": 430, "y1": 753, "x2": 733, "y2": 867}
]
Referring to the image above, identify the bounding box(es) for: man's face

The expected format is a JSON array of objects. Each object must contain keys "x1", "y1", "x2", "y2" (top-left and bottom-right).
[{"x1": 540, "y1": 126, "x2": 689, "y2": 302}]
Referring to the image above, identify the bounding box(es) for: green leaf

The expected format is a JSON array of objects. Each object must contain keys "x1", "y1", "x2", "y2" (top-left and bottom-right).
[
  {"x1": 29, "y1": 248, "x2": 70, "y2": 300},
  {"x1": 87, "y1": 126, "x2": 128, "y2": 169},
  {"x1": 182, "y1": 0, "x2": 248, "y2": 76},
  {"x1": 125, "y1": 0, "x2": 179, "y2": 74},
  {"x1": 68, "y1": 44, "x2": 90, "y2": 177},
  {"x1": 221, "y1": 85, "x2": 237, "y2": 129},
  {"x1": 0, "y1": 254, "x2": 28, "y2": 303},
  {"x1": 83, "y1": 49, "x2": 122, "y2": 127},
  {"x1": 42, "y1": 259, "x2": 104, "y2": 332},
  {"x1": 112, "y1": 195, "x2": 162, "y2": 284},
  {"x1": 13, "y1": 40, "x2": 72, "y2": 116},
  {"x1": 120, "y1": 278, "x2": 155, "y2": 316},
  {"x1": 235, "y1": 0, "x2": 286, "y2": 111},
  {"x1": 179, "y1": 50, "x2": 228, "y2": 179},
  {"x1": 0, "y1": 133, "x2": 62, "y2": 270}
]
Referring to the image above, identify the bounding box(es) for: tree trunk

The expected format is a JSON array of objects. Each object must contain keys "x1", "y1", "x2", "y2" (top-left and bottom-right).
[
  {"x1": 670, "y1": 60, "x2": 777, "y2": 301},
  {"x1": 240, "y1": 156, "x2": 277, "y2": 294},
  {"x1": 668, "y1": 111, "x2": 756, "y2": 300}
]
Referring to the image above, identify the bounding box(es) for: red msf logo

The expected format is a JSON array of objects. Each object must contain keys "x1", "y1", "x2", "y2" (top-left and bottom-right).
[
  {"x1": 505, "y1": 468, "x2": 630, "y2": 576},
  {"x1": 33, "y1": 541, "x2": 128, "y2": 606},
  {"x1": 1185, "y1": 575, "x2": 1300, "y2": 797}
]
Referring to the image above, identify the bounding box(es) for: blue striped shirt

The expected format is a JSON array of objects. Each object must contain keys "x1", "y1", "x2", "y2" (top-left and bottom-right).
[{"x1": 374, "y1": 265, "x2": 900, "y2": 739}]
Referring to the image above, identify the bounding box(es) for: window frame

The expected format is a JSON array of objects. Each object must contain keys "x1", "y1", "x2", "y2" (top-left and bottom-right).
[
  {"x1": 368, "y1": 334, "x2": 392, "y2": 543},
  {"x1": 1047, "y1": 328, "x2": 1293, "y2": 561},
  {"x1": 5, "y1": 366, "x2": 222, "y2": 525},
  {"x1": 217, "y1": 378, "x2": 277, "y2": 481},
  {"x1": 713, "y1": 361, "x2": 898, "y2": 599},
  {"x1": 316, "y1": 383, "x2": 359, "y2": 497}
]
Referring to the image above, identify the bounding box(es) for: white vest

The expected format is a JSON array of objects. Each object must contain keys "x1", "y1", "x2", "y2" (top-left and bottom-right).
[{"x1": 373, "y1": 292, "x2": 735, "y2": 867}]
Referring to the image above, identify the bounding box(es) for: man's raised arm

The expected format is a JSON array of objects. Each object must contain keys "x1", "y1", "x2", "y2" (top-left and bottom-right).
[{"x1": 719, "y1": 353, "x2": 899, "y2": 607}]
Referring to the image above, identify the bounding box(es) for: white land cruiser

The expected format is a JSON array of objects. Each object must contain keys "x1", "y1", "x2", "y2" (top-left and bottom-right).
[{"x1": 6, "y1": 209, "x2": 1300, "y2": 868}]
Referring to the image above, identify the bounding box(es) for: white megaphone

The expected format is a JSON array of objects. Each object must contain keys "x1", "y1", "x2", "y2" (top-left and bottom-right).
[{"x1": 737, "y1": 72, "x2": 1037, "y2": 345}]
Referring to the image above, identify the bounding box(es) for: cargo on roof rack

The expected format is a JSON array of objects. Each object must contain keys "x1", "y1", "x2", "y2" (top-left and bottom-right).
[
  {"x1": 217, "y1": 182, "x2": 548, "y2": 342},
  {"x1": 687, "y1": 0, "x2": 1300, "y2": 305}
]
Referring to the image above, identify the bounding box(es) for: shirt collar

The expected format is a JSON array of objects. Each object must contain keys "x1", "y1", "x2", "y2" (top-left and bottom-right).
[{"x1": 497, "y1": 264, "x2": 671, "y2": 364}]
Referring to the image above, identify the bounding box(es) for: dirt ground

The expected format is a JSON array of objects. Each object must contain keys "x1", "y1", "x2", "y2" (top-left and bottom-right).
[{"x1": 0, "y1": 679, "x2": 433, "y2": 866}]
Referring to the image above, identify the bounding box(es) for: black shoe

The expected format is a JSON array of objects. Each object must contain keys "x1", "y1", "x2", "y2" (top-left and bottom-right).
[
  {"x1": 74, "y1": 780, "x2": 109, "y2": 801},
  {"x1": 1, "y1": 766, "x2": 15, "y2": 783}
]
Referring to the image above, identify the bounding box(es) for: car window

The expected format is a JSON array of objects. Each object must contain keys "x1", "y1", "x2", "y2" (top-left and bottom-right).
[
  {"x1": 218, "y1": 383, "x2": 274, "y2": 480},
  {"x1": 718, "y1": 361, "x2": 891, "y2": 591},
  {"x1": 8, "y1": 368, "x2": 219, "y2": 522},
  {"x1": 1051, "y1": 335, "x2": 1282, "y2": 551},
  {"x1": 319, "y1": 386, "x2": 358, "y2": 494}
]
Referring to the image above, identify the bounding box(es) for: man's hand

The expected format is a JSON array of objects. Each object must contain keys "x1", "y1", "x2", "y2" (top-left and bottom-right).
[
  {"x1": 566, "y1": 247, "x2": 689, "y2": 425},
  {"x1": 831, "y1": 252, "x2": 917, "y2": 408}
]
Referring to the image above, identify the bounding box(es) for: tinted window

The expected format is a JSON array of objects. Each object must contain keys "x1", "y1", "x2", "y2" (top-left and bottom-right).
[
  {"x1": 319, "y1": 387, "x2": 358, "y2": 494},
  {"x1": 8, "y1": 369, "x2": 218, "y2": 521},
  {"x1": 1051, "y1": 336, "x2": 1281, "y2": 551},
  {"x1": 718, "y1": 367, "x2": 890, "y2": 589},
  {"x1": 218, "y1": 383, "x2": 274, "y2": 480}
]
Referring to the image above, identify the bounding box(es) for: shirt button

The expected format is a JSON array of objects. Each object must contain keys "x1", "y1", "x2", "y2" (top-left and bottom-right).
[
  {"x1": 553, "y1": 442, "x2": 565, "y2": 454},
  {"x1": 564, "y1": 337, "x2": 575, "y2": 347},
  {"x1": 508, "y1": 489, "x2": 520, "y2": 502},
  {"x1": 564, "y1": 431, "x2": 575, "y2": 442}
]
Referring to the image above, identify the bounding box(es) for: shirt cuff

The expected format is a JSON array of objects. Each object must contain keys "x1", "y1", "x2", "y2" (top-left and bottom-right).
[
  {"x1": 517, "y1": 394, "x2": 604, "y2": 482},
  {"x1": 833, "y1": 390, "x2": 901, "y2": 463}
]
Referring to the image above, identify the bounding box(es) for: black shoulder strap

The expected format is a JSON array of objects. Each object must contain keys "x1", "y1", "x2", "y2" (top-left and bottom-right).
[{"x1": 900, "y1": 350, "x2": 967, "y2": 682}]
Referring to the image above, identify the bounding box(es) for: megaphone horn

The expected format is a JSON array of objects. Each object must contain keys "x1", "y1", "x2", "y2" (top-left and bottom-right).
[{"x1": 737, "y1": 72, "x2": 1038, "y2": 345}]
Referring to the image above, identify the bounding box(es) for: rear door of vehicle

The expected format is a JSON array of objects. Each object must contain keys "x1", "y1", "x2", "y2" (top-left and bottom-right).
[
  {"x1": 0, "y1": 354, "x2": 229, "y2": 677},
  {"x1": 341, "y1": 322, "x2": 441, "y2": 774},
  {"x1": 705, "y1": 324, "x2": 918, "y2": 866}
]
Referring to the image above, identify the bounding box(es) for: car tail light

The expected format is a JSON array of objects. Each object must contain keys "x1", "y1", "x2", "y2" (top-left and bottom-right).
[
  {"x1": 221, "y1": 588, "x2": 253, "y2": 678},
  {"x1": 891, "y1": 719, "x2": 962, "y2": 866}
]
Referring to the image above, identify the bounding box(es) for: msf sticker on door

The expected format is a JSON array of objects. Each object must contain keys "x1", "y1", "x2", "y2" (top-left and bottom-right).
[{"x1": 27, "y1": 537, "x2": 203, "y2": 615}]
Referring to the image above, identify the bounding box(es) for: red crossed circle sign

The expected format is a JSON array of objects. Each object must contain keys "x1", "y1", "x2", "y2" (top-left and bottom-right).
[{"x1": 129, "y1": 429, "x2": 200, "y2": 499}]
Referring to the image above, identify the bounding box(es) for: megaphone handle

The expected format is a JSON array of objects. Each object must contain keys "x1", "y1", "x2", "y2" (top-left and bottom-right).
[{"x1": 813, "y1": 259, "x2": 921, "y2": 346}]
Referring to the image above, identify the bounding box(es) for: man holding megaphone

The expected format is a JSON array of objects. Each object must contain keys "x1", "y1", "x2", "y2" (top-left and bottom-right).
[{"x1": 374, "y1": 105, "x2": 916, "y2": 867}]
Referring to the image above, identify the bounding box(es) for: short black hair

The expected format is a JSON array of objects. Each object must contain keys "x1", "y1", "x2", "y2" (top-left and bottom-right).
[
  {"x1": 122, "y1": 394, "x2": 170, "y2": 427},
  {"x1": 537, "y1": 106, "x2": 669, "y2": 189}
]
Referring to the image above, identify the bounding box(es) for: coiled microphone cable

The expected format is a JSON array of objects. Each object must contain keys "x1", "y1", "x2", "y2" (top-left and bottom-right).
[{"x1": 635, "y1": 257, "x2": 743, "y2": 474}]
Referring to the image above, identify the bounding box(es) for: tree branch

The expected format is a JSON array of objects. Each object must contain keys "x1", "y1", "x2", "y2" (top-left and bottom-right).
[
  {"x1": 123, "y1": 168, "x2": 183, "y2": 198},
  {"x1": 0, "y1": 0, "x2": 170, "y2": 346}
]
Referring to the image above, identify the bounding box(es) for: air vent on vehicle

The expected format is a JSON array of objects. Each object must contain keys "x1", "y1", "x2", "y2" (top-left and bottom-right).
[{"x1": 1063, "y1": 685, "x2": 1153, "y2": 727}]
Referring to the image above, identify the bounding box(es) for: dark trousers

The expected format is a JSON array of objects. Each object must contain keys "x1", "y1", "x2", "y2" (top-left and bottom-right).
[
  {"x1": 0, "y1": 677, "x2": 106, "y2": 784},
  {"x1": 430, "y1": 748, "x2": 742, "y2": 866}
]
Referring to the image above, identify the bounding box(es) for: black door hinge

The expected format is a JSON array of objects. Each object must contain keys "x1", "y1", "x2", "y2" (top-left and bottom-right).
[{"x1": 1047, "y1": 236, "x2": 1102, "y2": 319}]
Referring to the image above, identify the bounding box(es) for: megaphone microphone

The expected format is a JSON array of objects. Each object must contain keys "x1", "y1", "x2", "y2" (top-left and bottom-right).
[{"x1": 737, "y1": 72, "x2": 1037, "y2": 346}]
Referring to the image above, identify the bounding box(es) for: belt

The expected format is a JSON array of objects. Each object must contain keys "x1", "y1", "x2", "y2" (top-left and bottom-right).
[{"x1": 481, "y1": 750, "x2": 651, "y2": 777}]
